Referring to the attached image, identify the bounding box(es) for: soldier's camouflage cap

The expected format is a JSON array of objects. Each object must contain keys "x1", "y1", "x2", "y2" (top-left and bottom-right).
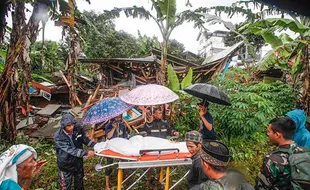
[{"x1": 200, "y1": 140, "x2": 230, "y2": 167}]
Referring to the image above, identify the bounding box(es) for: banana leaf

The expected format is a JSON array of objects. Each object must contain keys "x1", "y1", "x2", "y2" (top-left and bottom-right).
[
  {"x1": 181, "y1": 67, "x2": 192, "y2": 89},
  {"x1": 167, "y1": 64, "x2": 180, "y2": 91}
]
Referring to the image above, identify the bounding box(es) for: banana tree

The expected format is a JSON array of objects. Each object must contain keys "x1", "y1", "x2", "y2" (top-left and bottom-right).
[
  {"x1": 0, "y1": 0, "x2": 90, "y2": 141},
  {"x1": 105, "y1": 0, "x2": 206, "y2": 85},
  {"x1": 243, "y1": 17, "x2": 310, "y2": 115},
  {"x1": 0, "y1": 0, "x2": 48, "y2": 142}
]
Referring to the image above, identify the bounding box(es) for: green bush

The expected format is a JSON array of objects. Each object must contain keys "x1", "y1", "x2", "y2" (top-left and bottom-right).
[
  {"x1": 210, "y1": 69, "x2": 297, "y2": 142},
  {"x1": 173, "y1": 92, "x2": 200, "y2": 134}
]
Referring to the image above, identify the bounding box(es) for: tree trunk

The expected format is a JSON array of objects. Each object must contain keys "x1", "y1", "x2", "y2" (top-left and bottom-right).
[
  {"x1": 159, "y1": 40, "x2": 168, "y2": 86},
  {"x1": 302, "y1": 45, "x2": 310, "y2": 116},
  {"x1": 0, "y1": 2, "x2": 25, "y2": 142},
  {"x1": 0, "y1": 2, "x2": 43, "y2": 142},
  {"x1": 67, "y1": 31, "x2": 81, "y2": 107},
  {"x1": 19, "y1": 3, "x2": 42, "y2": 115}
]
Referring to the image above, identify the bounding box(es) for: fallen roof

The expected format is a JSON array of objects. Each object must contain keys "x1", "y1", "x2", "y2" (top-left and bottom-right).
[
  {"x1": 78, "y1": 55, "x2": 157, "y2": 64},
  {"x1": 152, "y1": 48, "x2": 200, "y2": 67},
  {"x1": 202, "y1": 41, "x2": 244, "y2": 65}
]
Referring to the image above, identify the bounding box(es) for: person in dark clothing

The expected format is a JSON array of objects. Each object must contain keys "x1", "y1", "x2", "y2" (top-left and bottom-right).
[
  {"x1": 143, "y1": 108, "x2": 180, "y2": 184},
  {"x1": 193, "y1": 140, "x2": 253, "y2": 190},
  {"x1": 105, "y1": 115, "x2": 128, "y2": 190},
  {"x1": 198, "y1": 100, "x2": 216, "y2": 141},
  {"x1": 185, "y1": 131, "x2": 209, "y2": 189},
  {"x1": 54, "y1": 113, "x2": 96, "y2": 190},
  {"x1": 143, "y1": 108, "x2": 179, "y2": 138}
]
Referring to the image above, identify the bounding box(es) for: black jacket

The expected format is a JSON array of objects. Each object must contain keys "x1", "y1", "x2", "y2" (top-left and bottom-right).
[
  {"x1": 54, "y1": 114, "x2": 96, "y2": 172},
  {"x1": 143, "y1": 119, "x2": 175, "y2": 138},
  {"x1": 188, "y1": 152, "x2": 209, "y2": 188}
]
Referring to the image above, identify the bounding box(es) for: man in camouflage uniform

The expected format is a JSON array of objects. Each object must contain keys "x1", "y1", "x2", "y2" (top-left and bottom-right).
[
  {"x1": 193, "y1": 140, "x2": 253, "y2": 190},
  {"x1": 255, "y1": 117, "x2": 303, "y2": 190}
]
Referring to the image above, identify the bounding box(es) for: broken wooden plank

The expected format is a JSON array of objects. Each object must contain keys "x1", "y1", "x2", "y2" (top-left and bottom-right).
[
  {"x1": 36, "y1": 104, "x2": 61, "y2": 116},
  {"x1": 59, "y1": 70, "x2": 82, "y2": 106},
  {"x1": 81, "y1": 94, "x2": 93, "y2": 117},
  {"x1": 16, "y1": 117, "x2": 34, "y2": 130}
]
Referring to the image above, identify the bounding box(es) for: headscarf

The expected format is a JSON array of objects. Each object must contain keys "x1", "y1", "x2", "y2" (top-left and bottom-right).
[{"x1": 0, "y1": 144, "x2": 37, "y2": 185}]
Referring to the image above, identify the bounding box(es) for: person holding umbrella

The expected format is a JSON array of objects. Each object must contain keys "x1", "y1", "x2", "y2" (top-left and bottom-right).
[
  {"x1": 184, "y1": 83, "x2": 232, "y2": 141},
  {"x1": 105, "y1": 115, "x2": 128, "y2": 190},
  {"x1": 198, "y1": 100, "x2": 216, "y2": 141}
]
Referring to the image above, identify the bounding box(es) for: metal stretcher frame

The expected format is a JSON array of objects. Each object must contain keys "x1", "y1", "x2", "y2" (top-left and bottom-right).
[{"x1": 95, "y1": 149, "x2": 192, "y2": 190}]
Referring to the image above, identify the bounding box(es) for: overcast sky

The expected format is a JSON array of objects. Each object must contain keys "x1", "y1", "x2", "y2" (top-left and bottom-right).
[{"x1": 36, "y1": 0, "x2": 245, "y2": 53}]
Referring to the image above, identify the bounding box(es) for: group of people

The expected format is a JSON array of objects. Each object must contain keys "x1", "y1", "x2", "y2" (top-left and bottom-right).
[
  {"x1": 0, "y1": 99, "x2": 310, "y2": 190},
  {"x1": 183, "y1": 105, "x2": 310, "y2": 190}
]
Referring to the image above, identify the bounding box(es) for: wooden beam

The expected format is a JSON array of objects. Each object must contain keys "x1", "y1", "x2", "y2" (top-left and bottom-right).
[
  {"x1": 59, "y1": 70, "x2": 82, "y2": 105},
  {"x1": 140, "y1": 68, "x2": 148, "y2": 79}
]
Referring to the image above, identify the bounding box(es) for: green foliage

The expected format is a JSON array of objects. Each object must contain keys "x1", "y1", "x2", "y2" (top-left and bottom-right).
[
  {"x1": 167, "y1": 64, "x2": 180, "y2": 91},
  {"x1": 156, "y1": 0, "x2": 177, "y2": 24},
  {"x1": 173, "y1": 92, "x2": 200, "y2": 134},
  {"x1": 307, "y1": 116, "x2": 310, "y2": 124},
  {"x1": 137, "y1": 31, "x2": 160, "y2": 55},
  {"x1": 243, "y1": 18, "x2": 310, "y2": 36},
  {"x1": 167, "y1": 64, "x2": 193, "y2": 91},
  {"x1": 224, "y1": 23, "x2": 265, "y2": 52},
  {"x1": 167, "y1": 39, "x2": 185, "y2": 57},
  {"x1": 78, "y1": 11, "x2": 142, "y2": 59},
  {"x1": 209, "y1": 69, "x2": 297, "y2": 141},
  {"x1": 181, "y1": 68, "x2": 192, "y2": 89},
  {"x1": 31, "y1": 73, "x2": 54, "y2": 83},
  {"x1": 243, "y1": 17, "x2": 310, "y2": 86},
  {"x1": 30, "y1": 40, "x2": 66, "y2": 73}
]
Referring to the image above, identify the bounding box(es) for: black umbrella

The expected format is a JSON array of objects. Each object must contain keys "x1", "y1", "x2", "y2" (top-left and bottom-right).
[{"x1": 184, "y1": 83, "x2": 231, "y2": 106}]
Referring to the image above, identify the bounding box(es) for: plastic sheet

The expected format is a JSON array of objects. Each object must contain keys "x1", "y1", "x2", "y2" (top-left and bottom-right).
[{"x1": 94, "y1": 135, "x2": 189, "y2": 156}]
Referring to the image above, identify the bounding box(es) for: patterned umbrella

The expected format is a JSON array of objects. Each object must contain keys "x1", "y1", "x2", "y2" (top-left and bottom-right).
[
  {"x1": 81, "y1": 97, "x2": 133, "y2": 125},
  {"x1": 120, "y1": 84, "x2": 179, "y2": 105}
]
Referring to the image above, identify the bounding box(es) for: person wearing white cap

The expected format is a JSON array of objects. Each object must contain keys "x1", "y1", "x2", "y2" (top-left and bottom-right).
[{"x1": 0, "y1": 144, "x2": 47, "y2": 190}]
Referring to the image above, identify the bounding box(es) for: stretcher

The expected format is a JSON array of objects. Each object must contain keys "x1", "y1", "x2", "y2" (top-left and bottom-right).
[{"x1": 95, "y1": 148, "x2": 192, "y2": 190}]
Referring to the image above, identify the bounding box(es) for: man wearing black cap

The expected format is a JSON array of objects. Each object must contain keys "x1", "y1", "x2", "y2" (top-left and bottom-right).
[
  {"x1": 197, "y1": 140, "x2": 254, "y2": 190},
  {"x1": 197, "y1": 100, "x2": 216, "y2": 141},
  {"x1": 185, "y1": 131, "x2": 209, "y2": 188}
]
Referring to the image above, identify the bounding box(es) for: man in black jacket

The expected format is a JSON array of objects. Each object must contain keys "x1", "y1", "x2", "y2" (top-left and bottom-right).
[
  {"x1": 54, "y1": 113, "x2": 96, "y2": 190},
  {"x1": 143, "y1": 108, "x2": 179, "y2": 138}
]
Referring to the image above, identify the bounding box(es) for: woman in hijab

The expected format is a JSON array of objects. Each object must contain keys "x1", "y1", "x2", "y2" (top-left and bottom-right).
[{"x1": 0, "y1": 144, "x2": 47, "y2": 190}]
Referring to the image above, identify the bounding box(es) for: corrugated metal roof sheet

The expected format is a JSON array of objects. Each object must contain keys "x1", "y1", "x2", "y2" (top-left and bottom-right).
[{"x1": 202, "y1": 41, "x2": 244, "y2": 65}]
